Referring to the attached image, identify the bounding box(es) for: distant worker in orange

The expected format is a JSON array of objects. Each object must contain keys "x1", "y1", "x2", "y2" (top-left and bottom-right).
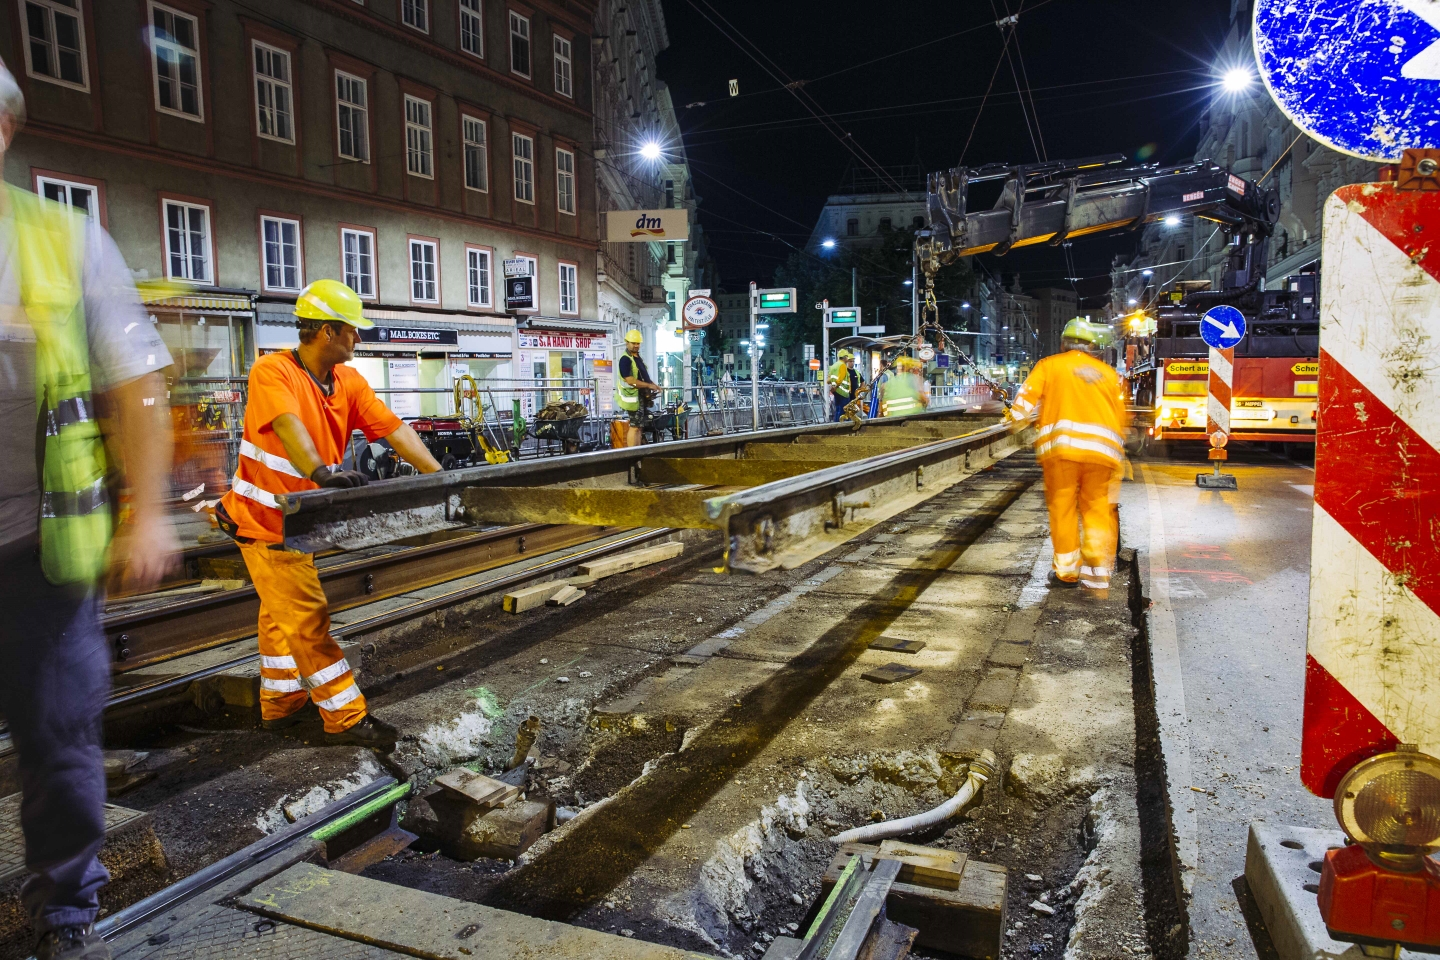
[
  {"x1": 1008, "y1": 318, "x2": 1129, "y2": 597},
  {"x1": 218, "y1": 280, "x2": 442, "y2": 748}
]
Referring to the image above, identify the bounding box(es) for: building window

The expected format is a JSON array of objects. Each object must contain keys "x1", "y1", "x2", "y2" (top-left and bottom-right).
[
  {"x1": 163, "y1": 199, "x2": 211, "y2": 283},
  {"x1": 150, "y1": 2, "x2": 202, "y2": 119},
  {"x1": 260, "y1": 215, "x2": 302, "y2": 292},
  {"x1": 553, "y1": 34, "x2": 572, "y2": 98},
  {"x1": 664, "y1": 179, "x2": 674, "y2": 208},
  {"x1": 405, "y1": 95, "x2": 433, "y2": 178},
  {"x1": 341, "y1": 227, "x2": 375, "y2": 299},
  {"x1": 846, "y1": 218, "x2": 858, "y2": 237},
  {"x1": 459, "y1": 0, "x2": 482, "y2": 56},
  {"x1": 512, "y1": 132, "x2": 534, "y2": 203},
  {"x1": 509, "y1": 11, "x2": 530, "y2": 78},
  {"x1": 466, "y1": 246, "x2": 491, "y2": 308},
  {"x1": 36, "y1": 175, "x2": 97, "y2": 220},
  {"x1": 335, "y1": 71, "x2": 369, "y2": 162},
  {"x1": 21, "y1": 0, "x2": 87, "y2": 89},
  {"x1": 558, "y1": 262, "x2": 577, "y2": 314},
  {"x1": 401, "y1": 0, "x2": 428, "y2": 32},
  {"x1": 409, "y1": 238, "x2": 438, "y2": 303},
  {"x1": 555, "y1": 147, "x2": 575, "y2": 215},
  {"x1": 463, "y1": 116, "x2": 488, "y2": 192},
  {"x1": 879, "y1": 217, "x2": 892, "y2": 232},
  {"x1": 252, "y1": 42, "x2": 293, "y2": 143}
]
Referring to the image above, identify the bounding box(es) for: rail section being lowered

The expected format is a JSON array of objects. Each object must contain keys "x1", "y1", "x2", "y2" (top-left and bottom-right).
[{"x1": 281, "y1": 410, "x2": 1026, "y2": 574}]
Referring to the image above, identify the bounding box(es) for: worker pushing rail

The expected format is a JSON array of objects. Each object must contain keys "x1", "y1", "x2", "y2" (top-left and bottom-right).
[
  {"x1": 217, "y1": 279, "x2": 442, "y2": 750},
  {"x1": 1008, "y1": 318, "x2": 1129, "y2": 597}
]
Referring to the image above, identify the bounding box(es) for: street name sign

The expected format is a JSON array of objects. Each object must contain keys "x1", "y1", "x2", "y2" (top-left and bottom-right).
[
  {"x1": 503, "y1": 258, "x2": 533, "y2": 278},
  {"x1": 1254, "y1": 0, "x2": 1440, "y2": 161},
  {"x1": 1200, "y1": 304, "x2": 1247, "y2": 350}
]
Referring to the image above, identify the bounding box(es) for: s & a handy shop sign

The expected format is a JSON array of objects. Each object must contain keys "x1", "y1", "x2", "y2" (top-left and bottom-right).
[{"x1": 605, "y1": 209, "x2": 690, "y2": 242}]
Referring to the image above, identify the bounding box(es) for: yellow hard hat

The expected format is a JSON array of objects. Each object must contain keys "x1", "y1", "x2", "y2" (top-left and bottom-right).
[
  {"x1": 625, "y1": 328, "x2": 644, "y2": 344},
  {"x1": 837, "y1": 349, "x2": 854, "y2": 360},
  {"x1": 1061, "y1": 317, "x2": 1100, "y2": 344},
  {"x1": 295, "y1": 279, "x2": 372, "y2": 328}
]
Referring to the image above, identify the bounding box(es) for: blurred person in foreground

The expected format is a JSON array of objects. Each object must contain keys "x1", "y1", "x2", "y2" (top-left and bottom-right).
[
  {"x1": 0, "y1": 62, "x2": 179, "y2": 959},
  {"x1": 1006, "y1": 318, "x2": 1129, "y2": 598}
]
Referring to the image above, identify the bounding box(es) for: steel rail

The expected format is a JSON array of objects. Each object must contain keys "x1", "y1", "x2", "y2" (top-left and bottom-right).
[
  {"x1": 102, "y1": 527, "x2": 674, "y2": 712},
  {"x1": 95, "y1": 777, "x2": 406, "y2": 942},
  {"x1": 278, "y1": 410, "x2": 996, "y2": 553},
  {"x1": 104, "y1": 521, "x2": 617, "y2": 670}
]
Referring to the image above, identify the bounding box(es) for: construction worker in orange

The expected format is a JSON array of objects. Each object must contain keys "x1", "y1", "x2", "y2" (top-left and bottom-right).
[
  {"x1": 217, "y1": 280, "x2": 442, "y2": 749},
  {"x1": 1007, "y1": 318, "x2": 1129, "y2": 597}
]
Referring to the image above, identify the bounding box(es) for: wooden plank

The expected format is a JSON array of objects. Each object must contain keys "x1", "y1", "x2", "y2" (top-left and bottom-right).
[
  {"x1": 578, "y1": 542, "x2": 684, "y2": 579},
  {"x1": 239, "y1": 863, "x2": 715, "y2": 959},
  {"x1": 433, "y1": 769, "x2": 510, "y2": 808},
  {"x1": 822, "y1": 844, "x2": 1006, "y2": 959},
  {"x1": 461, "y1": 487, "x2": 720, "y2": 529},
  {"x1": 548, "y1": 585, "x2": 585, "y2": 606},
  {"x1": 876, "y1": 839, "x2": 966, "y2": 891},
  {"x1": 502, "y1": 582, "x2": 567, "y2": 614}
]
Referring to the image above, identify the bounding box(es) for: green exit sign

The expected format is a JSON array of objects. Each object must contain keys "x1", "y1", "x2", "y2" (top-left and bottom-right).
[
  {"x1": 828, "y1": 308, "x2": 859, "y2": 325},
  {"x1": 756, "y1": 287, "x2": 797, "y2": 314}
]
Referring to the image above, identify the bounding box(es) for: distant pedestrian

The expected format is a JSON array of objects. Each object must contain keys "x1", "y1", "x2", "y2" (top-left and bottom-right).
[
  {"x1": 1008, "y1": 318, "x2": 1129, "y2": 597},
  {"x1": 0, "y1": 61, "x2": 179, "y2": 960}
]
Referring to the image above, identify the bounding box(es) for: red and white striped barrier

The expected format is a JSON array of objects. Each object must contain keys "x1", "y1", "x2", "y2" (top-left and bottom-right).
[
  {"x1": 1206, "y1": 345, "x2": 1234, "y2": 446},
  {"x1": 1303, "y1": 182, "x2": 1440, "y2": 797}
]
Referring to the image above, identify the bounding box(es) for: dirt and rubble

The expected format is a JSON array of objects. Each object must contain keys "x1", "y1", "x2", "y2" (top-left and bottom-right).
[{"x1": 20, "y1": 456, "x2": 1171, "y2": 960}]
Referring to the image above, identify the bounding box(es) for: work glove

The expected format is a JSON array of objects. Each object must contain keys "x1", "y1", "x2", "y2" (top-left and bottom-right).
[{"x1": 310, "y1": 466, "x2": 369, "y2": 489}]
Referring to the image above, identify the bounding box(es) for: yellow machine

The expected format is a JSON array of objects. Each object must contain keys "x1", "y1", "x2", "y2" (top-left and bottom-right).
[{"x1": 454, "y1": 374, "x2": 511, "y2": 465}]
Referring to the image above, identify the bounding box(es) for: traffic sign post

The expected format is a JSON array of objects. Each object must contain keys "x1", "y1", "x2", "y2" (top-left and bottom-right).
[
  {"x1": 749, "y1": 285, "x2": 797, "y2": 429},
  {"x1": 1197, "y1": 306, "x2": 1245, "y2": 489}
]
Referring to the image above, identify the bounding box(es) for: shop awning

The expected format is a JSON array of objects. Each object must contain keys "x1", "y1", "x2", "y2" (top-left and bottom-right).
[
  {"x1": 518, "y1": 316, "x2": 613, "y2": 334},
  {"x1": 141, "y1": 286, "x2": 255, "y2": 313}
]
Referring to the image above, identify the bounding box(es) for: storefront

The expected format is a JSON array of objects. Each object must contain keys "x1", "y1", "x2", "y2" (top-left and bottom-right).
[
  {"x1": 515, "y1": 321, "x2": 615, "y2": 417},
  {"x1": 143, "y1": 287, "x2": 256, "y2": 499},
  {"x1": 254, "y1": 304, "x2": 514, "y2": 420}
]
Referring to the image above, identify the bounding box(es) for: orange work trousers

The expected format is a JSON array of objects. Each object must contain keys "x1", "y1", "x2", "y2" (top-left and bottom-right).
[
  {"x1": 1041, "y1": 458, "x2": 1120, "y2": 595},
  {"x1": 237, "y1": 541, "x2": 367, "y2": 733}
]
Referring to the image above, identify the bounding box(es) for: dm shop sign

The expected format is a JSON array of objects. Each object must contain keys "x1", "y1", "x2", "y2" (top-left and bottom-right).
[
  {"x1": 605, "y1": 209, "x2": 690, "y2": 242},
  {"x1": 359, "y1": 326, "x2": 459, "y2": 346}
]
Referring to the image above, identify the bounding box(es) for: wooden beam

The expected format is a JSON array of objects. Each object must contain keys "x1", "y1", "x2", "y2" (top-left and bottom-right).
[{"x1": 461, "y1": 487, "x2": 721, "y2": 529}]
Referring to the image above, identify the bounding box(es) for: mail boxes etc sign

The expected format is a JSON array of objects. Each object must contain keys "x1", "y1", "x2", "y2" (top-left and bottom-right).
[
  {"x1": 605, "y1": 209, "x2": 690, "y2": 242},
  {"x1": 359, "y1": 327, "x2": 460, "y2": 347}
]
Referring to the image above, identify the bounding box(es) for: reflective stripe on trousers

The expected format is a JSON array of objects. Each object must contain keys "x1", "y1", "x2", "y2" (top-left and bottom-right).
[
  {"x1": 1042, "y1": 458, "x2": 1119, "y2": 595},
  {"x1": 237, "y1": 541, "x2": 367, "y2": 733}
]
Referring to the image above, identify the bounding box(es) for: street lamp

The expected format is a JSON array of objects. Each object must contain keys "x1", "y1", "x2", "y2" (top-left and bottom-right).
[
  {"x1": 640, "y1": 141, "x2": 663, "y2": 161},
  {"x1": 821, "y1": 238, "x2": 836, "y2": 249},
  {"x1": 1128, "y1": 298, "x2": 1138, "y2": 306},
  {"x1": 1141, "y1": 269, "x2": 1153, "y2": 277},
  {"x1": 1221, "y1": 66, "x2": 1254, "y2": 93},
  {"x1": 902, "y1": 279, "x2": 912, "y2": 286},
  {"x1": 1164, "y1": 215, "x2": 1181, "y2": 227}
]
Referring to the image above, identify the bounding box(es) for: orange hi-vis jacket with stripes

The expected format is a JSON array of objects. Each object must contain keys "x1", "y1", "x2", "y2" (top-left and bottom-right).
[
  {"x1": 1010, "y1": 348, "x2": 1130, "y2": 467},
  {"x1": 220, "y1": 352, "x2": 402, "y2": 543}
]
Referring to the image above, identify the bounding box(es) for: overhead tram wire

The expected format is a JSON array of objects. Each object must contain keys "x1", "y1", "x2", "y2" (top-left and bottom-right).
[
  {"x1": 959, "y1": 27, "x2": 1016, "y2": 164},
  {"x1": 1005, "y1": 1, "x2": 1049, "y2": 161},
  {"x1": 992, "y1": 1, "x2": 1042, "y2": 162},
  {"x1": 684, "y1": 0, "x2": 906, "y2": 196}
]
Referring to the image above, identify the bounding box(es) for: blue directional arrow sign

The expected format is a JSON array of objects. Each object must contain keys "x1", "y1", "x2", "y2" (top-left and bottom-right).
[
  {"x1": 1200, "y1": 305, "x2": 1247, "y2": 351},
  {"x1": 1254, "y1": 0, "x2": 1440, "y2": 161}
]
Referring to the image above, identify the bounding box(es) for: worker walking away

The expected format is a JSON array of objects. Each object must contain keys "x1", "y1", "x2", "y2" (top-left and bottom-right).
[
  {"x1": 615, "y1": 328, "x2": 661, "y2": 447},
  {"x1": 217, "y1": 280, "x2": 442, "y2": 749},
  {"x1": 827, "y1": 349, "x2": 859, "y2": 421},
  {"x1": 0, "y1": 61, "x2": 179, "y2": 960},
  {"x1": 879, "y1": 356, "x2": 930, "y2": 418},
  {"x1": 1008, "y1": 318, "x2": 1129, "y2": 597}
]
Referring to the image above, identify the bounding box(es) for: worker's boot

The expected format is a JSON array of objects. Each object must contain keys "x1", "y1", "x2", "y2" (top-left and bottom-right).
[
  {"x1": 325, "y1": 714, "x2": 399, "y2": 750},
  {"x1": 1047, "y1": 572, "x2": 1079, "y2": 589},
  {"x1": 36, "y1": 925, "x2": 110, "y2": 960},
  {"x1": 260, "y1": 701, "x2": 319, "y2": 732}
]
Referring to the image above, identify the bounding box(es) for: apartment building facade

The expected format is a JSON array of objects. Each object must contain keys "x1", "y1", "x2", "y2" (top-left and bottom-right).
[{"x1": 3, "y1": 0, "x2": 598, "y2": 487}]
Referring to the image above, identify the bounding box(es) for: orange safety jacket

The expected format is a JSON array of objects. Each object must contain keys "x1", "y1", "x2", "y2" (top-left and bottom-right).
[
  {"x1": 220, "y1": 352, "x2": 402, "y2": 543},
  {"x1": 1010, "y1": 349, "x2": 1129, "y2": 467}
]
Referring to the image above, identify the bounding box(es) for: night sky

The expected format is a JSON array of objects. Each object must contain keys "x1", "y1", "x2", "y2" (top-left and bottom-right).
[{"x1": 654, "y1": 0, "x2": 1238, "y2": 304}]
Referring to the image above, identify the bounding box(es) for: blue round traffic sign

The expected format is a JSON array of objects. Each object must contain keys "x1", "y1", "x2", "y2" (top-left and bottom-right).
[
  {"x1": 1201, "y1": 305, "x2": 1247, "y2": 350},
  {"x1": 1254, "y1": 0, "x2": 1440, "y2": 162}
]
